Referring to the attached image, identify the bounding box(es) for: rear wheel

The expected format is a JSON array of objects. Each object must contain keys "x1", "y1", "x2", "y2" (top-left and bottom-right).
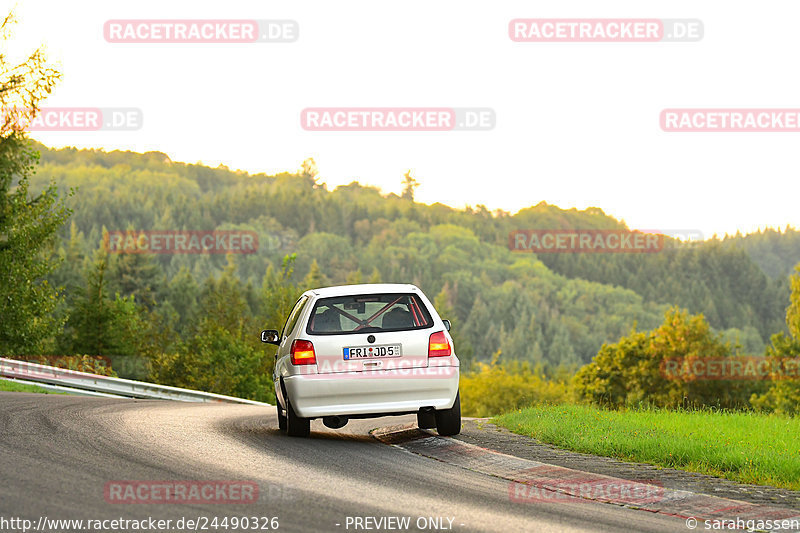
[
  {"x1": 435, "y1": 391, "x2": 461, "y2": 436},
  {"x1": 277, "y1": 403, "x2": 287, "y2": 431},
  {"x1": 286, "y1": 398, "x2": 310, "y2": 438}
]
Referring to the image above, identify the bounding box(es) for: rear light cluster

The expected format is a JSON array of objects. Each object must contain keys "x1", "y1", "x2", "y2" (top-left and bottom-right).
[
  {"x1": 291, "y1": 339, "x2": 316, "y2": 365},
  {"x1": 428, "y1": 331, "x2": 451, "y2": 357}
]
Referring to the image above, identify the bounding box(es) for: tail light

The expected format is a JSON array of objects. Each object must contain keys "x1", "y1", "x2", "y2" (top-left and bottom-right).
[
  {"x1": 291, "y1": 339, "x2": 316, "y2": 365},
  {"x1": 428, "y1": 331, "x2": 451, "y2": 357}
]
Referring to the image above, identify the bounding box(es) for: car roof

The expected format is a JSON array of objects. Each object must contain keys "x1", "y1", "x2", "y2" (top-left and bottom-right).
[{"x1": 305, "y1": 283, "x2": 421, "y2": 298}]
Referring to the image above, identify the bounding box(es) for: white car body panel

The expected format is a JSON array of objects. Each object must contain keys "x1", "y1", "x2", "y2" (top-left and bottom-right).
[{"x1": 271, "y1": 284, "x2": 460, "y2": 419}]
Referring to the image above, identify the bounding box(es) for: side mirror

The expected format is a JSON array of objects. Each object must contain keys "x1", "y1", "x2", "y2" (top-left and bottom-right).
[
  {"x1": 442, "y1": 319, "x2": 451, "y2": 332},
  {"x1": 261, "y1": 329, "x2": 281, "y2": 345}
]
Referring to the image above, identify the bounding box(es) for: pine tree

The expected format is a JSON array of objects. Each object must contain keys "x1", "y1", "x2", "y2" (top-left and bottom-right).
[
  {"x1": 108, "y1": 243, "x2": 163, "y2": 309},
  {"x1": 63, "y1": 250, "x2": 143, "y2": 356},
  {"x1": 302, "y1": 258, "x2": 329, "y2": 290},
  {"x1": 368, "y1": 266, "x2": 382, "y2": 283},
  {"x1": 346, "y1": 269, "x2": 363, "y2": 284},
  {"x1": 401, "y1": 170, "x2": 419, "y2": 201}
]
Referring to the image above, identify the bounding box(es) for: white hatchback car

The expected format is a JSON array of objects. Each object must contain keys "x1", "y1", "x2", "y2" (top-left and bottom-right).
[{"x1": 261, "y1": 284, "x2": 461, "y2": 438}]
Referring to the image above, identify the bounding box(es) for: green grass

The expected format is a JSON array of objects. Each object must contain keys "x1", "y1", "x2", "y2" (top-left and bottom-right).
[
  {"x1": 0, "y1": 379, "x2": 64, "y2": 394},
  {"x1": 495, "y1": 404, "x2": 800, "y2": 491}
]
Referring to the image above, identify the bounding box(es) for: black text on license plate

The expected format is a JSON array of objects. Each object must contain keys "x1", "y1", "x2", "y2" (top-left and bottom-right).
[{"x1": 343, "y1": 344, "x2": 401, "y2": 359}]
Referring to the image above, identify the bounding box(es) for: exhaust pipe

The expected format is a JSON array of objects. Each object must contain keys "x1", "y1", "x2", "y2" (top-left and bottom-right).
[{"x1": 323, "y1": 416, "x2": 349, "y2": 429}]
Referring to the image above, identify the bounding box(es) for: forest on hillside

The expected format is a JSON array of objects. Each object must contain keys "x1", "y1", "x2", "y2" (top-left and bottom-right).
[{"x1": 11, "y1": 143, "x2": 793, "y2": 387}]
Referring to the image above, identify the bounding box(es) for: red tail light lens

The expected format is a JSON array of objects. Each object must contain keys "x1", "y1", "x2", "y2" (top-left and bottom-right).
[
  {"x1": 428, "y1": 331, "x2": 451, "y2": 357},
  {"x1": 290, "y1": 339, "x2": 316, "y2": 365}
]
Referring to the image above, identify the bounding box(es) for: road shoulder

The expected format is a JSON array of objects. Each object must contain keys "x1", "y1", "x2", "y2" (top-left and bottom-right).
[
  {"x1": 372, "y1": 418, "x2": 800, "y2": 527},
  {"x1": 455, "y1": 418, "x2": 800, "y2": 511}
]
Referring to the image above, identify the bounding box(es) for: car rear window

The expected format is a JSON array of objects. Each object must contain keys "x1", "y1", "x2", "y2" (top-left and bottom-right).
[{"x1": 306, "y1": 293, "x2": 433, "y2": 335}]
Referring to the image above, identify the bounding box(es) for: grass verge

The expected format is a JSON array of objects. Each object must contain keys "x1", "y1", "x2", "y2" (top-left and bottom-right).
[
  {"x1": 0, "y1": 379, "x2": 63, "y2": 394},
  {"x1": 494, "y1": 404, "x2": 800, "y2": 491}
]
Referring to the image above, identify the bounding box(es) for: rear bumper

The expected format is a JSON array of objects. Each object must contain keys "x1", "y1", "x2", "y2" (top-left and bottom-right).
[{"x1": 283, "y1": 366, "x2": 459, "y2": 418}]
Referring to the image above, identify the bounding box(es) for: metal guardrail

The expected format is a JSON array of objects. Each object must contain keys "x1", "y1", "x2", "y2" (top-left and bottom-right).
[
  {"x1": 0, "y1": 357, "x2": 271, "y2": 406},
  {"x1": 0, "y1": 376, "x2": 129, "y2": 398}
]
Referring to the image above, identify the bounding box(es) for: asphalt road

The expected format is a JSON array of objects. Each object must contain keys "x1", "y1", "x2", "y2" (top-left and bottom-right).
[{"x1": 0, "y1": 393, "x2": 691, "y2": 532}]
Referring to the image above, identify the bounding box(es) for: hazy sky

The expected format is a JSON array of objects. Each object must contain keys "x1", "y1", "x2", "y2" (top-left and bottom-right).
[{"x1": 7, "y1": 0, "x2": 800, "y2": 238}]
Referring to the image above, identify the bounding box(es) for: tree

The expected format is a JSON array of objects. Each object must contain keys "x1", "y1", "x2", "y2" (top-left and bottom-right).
[
  {"x1": 547, "y1": 322, "x2": 579, "y2": 369},
  {"x1": 368, "y1": 266, "x2": 382, "y2": 283},
  {"x1": 15, "y1": 121, "x2": 800, "y2": 384},
  {"x1": 573, "y1": 307, "x2": 746, "y2": 409},
  {"x1": 295, "y1": 232, "x2": 354, "y2": 282},
  {"x1": 261, "y1": 254, "x2": 302, "y2": 330},
  {"x1": 345, "y1": 269, "x2": 363, "y2": 284},
  {"x1": 61, "y1": 250, "x2": 145, "y2": 356},
  {"x1": 0, "y1": 11, "x2": 68, "y2": 354},
  {"x1": 401, "y1": 170, "x2": 419, "y2": 201},
  {"x1": 50, "y1": 221, "x2": 87, "y2": 294},
  {"x1": 459, "y1": 357, "x2": 571, "y2": 417},
  {"x1": 162, "y1": 266, "x2": 200, "y2": 337},
  {"x1": 300, "y1": 157, "x2": 322, "y2": 189},
  {"x1": 751, "y1": 265, "x2": 800, "y2": 415},
  {"x1": 155, "y1": 324, "x2": 272, "y2": 401},
  {"x1": 108, "y1": 243, "x2": 164, "y2": 309},
  {"x1": 301, "y1": 258, "x2": 329, "y2": 290},
  {"x1": 434, "y1": 284, "x2": 474, "y2": 367},
  {"x1": 149, "y1": 259, "x2": 274, "y2": 402},
  {"x1": 787, "y1": 264, "x2": 800, "y2": 339}
]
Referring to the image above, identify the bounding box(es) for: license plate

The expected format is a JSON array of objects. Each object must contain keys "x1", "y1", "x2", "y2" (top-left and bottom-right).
[{"x1": 343, "y1": 344, "x2": 402, "y2": 360}]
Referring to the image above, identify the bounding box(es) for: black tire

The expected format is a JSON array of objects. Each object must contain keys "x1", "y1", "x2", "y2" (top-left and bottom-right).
[
  {"x1": 435, "y1": 391, "x2": 461, "y2": 436},
  {"x1": 286, "y1": 398, "x2": 310, "y2": 438},
  {"x1": 277, "y1": 403, "x2": 287, "y2": 431}
]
